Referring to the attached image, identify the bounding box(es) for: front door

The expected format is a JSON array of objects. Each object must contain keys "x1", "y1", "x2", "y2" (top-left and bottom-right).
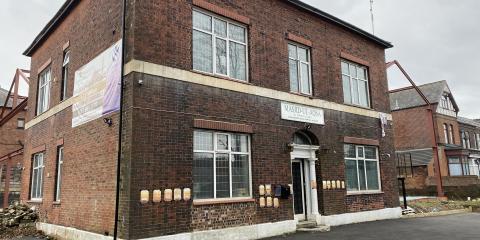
[{"x1": 292, "y1": 160, "x2": 306, "y2": 221}]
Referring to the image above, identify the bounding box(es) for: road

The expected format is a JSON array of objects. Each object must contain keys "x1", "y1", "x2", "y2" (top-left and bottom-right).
[{"x1": 267, "y1": 213, "x2": 480, "y2": 240}]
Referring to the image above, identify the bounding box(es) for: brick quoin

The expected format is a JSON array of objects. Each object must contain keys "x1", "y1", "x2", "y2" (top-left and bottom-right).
[{"x1": 22, "y1": 0, "x2": 399, "y2": 239}]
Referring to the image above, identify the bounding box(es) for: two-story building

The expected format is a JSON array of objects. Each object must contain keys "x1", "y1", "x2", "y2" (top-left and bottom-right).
[
  {"x1": 457, "y1": 117, "x2": 480, "y2": 177},
  {"x1": 391, "y1": 80, "x2": 480, "y2": 198},
  {"x1": 0, "y1": 69, "x2": 29, "y2": 208},
  {"x1": 21, "y1": 0, "x2": 400, "y2": 239}
]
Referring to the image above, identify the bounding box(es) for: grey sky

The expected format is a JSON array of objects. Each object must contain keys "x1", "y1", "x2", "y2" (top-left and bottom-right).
[{"x1": 1, "y1": 0, "x2": 478, "y2": 118}]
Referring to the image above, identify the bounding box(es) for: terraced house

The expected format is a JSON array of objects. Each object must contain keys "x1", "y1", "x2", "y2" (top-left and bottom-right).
[{"x1": 21, "y1": 0, "x2": 400, "y2": 239}]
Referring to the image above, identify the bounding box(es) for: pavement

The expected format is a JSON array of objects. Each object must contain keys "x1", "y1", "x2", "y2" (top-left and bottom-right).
[{"x1": 267, "y1": 213, "x2": 480, "y2": 240}]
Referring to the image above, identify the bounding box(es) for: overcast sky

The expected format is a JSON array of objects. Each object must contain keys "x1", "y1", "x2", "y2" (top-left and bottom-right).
[{"x1": 1, "y1": 0, "x2": 478, "y2": 118}]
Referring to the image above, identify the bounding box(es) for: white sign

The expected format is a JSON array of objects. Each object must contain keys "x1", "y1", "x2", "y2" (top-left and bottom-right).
[{"x1": 281, "y1": 102, "x2": 324, "y2": 125}]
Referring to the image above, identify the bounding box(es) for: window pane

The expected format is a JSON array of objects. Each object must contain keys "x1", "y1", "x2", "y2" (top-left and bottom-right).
[
  {"x1": 32, "y1": 169, "x2": 38, "y2": 198},
  {"x1": 298, "y1": 47, "x2": 308, "y2": 62},
  {"x1": 366, "y1": 161, "x2": 379, "y2": 190},
  {"x1": 344, "y1": 144, "x2": 356, "y2": 158},
  {"x1": 232, "y1": 154, "x2": 249, "y2": 197},
  {"x1": 193, "y1": 30, "x2": 213, "y2": 73},
  {"x1": 341, "y1": 62, "x2": 349, "y2": 74},
  {"x1": 342, "y1": 75, "x2": 351, "y2": 103},
  {"x1": 216, "y1": 38, "x2": 227, "y2": 75},
  {"x1": 358, "y1": 67, "x2": 366, "y2": 80},
  {"x1": 229, "y1": 42, "x2": 246, "y2": 80},
  {"x1": 217, "y1": 134, "x2": 229, "y2": 150},
  {"x1": 358, "y1": 160, "x2": 366, "y2": 190},
  {"x1": 359, "y1": 80, "x2": 368, "y2": 107},
  {"x1": 231, "y1": 134, "x2": 248, "y2": 152},
  {"x1": 300, "y1": 63, "x2": 310, "y2": 94},
  {"x1": 214, "y1": 19, "x2": 227, "y2": 37},
  {"x1": 288, "y1": 44, "x2": 297, "y2": 59},
  {"x1": 193, "y1": 153, "x2": 214, "y2": 199},
  {"x1": 357, "y1": 147, "x2": 364, "y2": 158},
  {"x1": 194, "y1": 131, "x2": 213, "y2": 151},
  {"x1": 349, "y1": 65, "x2": 357, "y2": 78},
  {"x1": 229, "y1": 24, "x2": 245, "y2": 43},
  {"x1": 364, "y1": 147, "x2": 377, "y2": 159},
  {"x1": 216, "y1": 153, "x2": 230, "y2": 198},
  {"x1": 289, "y1": 59, "x2": 299, "y2": 92},
  {"x1": 345, "y1": 160, "x2": 358, "y2": 191},
  {"x1": 449, "y1": 163, "x2": 462, "y2": 176},
  {"x1": 352, "y1": 79, "x2": 359, "y2": 104},
  {"x1": 193, "y1": 11, "x2": 212, "y2": 32}
]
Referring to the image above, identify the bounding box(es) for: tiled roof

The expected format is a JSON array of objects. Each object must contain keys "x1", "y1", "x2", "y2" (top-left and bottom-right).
[
  {"x1": 389, "y1": 80, "x2": 455, "y2": 111},
  {"x1": 458, "y1": 116, "x2": 480, "y2": 128}
]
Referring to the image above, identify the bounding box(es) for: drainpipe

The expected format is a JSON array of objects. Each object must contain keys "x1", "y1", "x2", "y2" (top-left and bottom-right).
[
  {"x1": 114, "y1": 0, "x2": 127, "y2": 239},
  {"x1": 386, "y1": 60, "x2": 445, "y2": 198}
]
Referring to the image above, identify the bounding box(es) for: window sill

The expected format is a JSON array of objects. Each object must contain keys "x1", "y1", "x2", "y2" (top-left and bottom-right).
[
  {"x1": 192, "y1": 70, "x2": 251, "y2": 85},
  {"x1": 193, "y1": 197, "x2": 255, "y2": 206},
  {"x1": 27, "y1": 200, "x2": 43, "y2": 204},
  {"x1": 53, "y1": 201, "x2": 61, "y2": 205},
  {"x1": 290, "y1": 91, "x2": 314, "y2": 99},
  {"x1": 343, "y1": 103, "x2": 373, "y2": 111},
  {"x1": 346, "y1": 191, "x2": 383, "y2": 196}
]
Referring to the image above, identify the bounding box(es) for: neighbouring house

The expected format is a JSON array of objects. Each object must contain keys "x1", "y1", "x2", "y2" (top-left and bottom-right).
[
  {"x1": 456, "y1": 117, "x2": 480, "y2": 177},
  {"x1": 390, "y1": 80, "x2": 480, "y2": 198},
  {"x1": 21, "y1": 0, "x2": 400, "y2": 239},
  {"x1": 0, "y1": 69, "x2": 29, "y2": 208}
]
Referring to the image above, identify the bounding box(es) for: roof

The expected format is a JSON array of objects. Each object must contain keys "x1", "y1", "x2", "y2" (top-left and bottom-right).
[
  {"x1": 389, "y1": 80, "x2": 458, "y2": 111},
  {"x1": 24, "y1": 0, "x2": 393, "y2": 56},
  {"x1": 396, "y1": 149, "x2": 433, "y2": 166},
  {"x1": 458, "y1": 116, "x2": 480, "y2": 128},
  {"x1": 0, "y1": 88, "x2": 13, "y2": 108}
]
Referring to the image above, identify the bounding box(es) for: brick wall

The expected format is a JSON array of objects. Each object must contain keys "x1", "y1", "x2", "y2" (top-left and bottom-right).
[
  {"x1": 22, "y1": 0, "x2": 122, "y2": 236},
  {"x1": 0, "y1": 108, "x2": 25, "y2": 157},
  {"x1": 120, "y1": 73, "x2": 399, "y2": 238},
  {"x1": 128, "y1": 0, "x2": 391, "y2": 113},
  {"x1": 392, "y1": 106, "x2": 433, "y2": 150}
]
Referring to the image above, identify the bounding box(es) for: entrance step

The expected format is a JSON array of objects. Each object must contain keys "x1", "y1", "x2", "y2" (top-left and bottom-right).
[{"x1": 296, "y1": 221, "x2": 331, "y2": 232}]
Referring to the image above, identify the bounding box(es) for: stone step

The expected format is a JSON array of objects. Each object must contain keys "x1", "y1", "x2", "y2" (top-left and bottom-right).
[
  {"x1": 297, "y1": 225, "x2": 331, "y2": 233},
  {"x1": 296, "y1": 221, "x2": 317, "y2": 229}
]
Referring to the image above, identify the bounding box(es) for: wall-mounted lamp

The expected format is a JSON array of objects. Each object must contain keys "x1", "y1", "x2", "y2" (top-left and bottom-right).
[
  {"x1": 138, "y1": 79, "x2": 144, "y2": 85},
  {"x1": 152, "y1": 190, "x2": 162, "y2": 203},
  {"x1": 103, "y1": 118, "x2": 113, "y2": 127}
]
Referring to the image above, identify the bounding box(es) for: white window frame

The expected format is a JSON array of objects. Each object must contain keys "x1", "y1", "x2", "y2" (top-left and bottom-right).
[
  {"x1": 192, "y1": 9, "x2": 249, "y2": 81},
  {"x1": 344, "y1": 145, "x2": 382, "y2": 194},
  {"x1": 288, "y1": 43, "x2": 312, "y2": 95},
  {"x1": 37, "y1": 68, "x2": 51, "y2": 115},
  {"x1": 61, "y1": 50, "x2": 70, "y2": 101},
  {"x1": 193, "y1": 131, "x2": 252, "y2": 200},
  {"x1": 30, "y1": 152, "x2": 45, "y2": 201},
  {"x1": 465, "y1": 131, "x2": 471, "y2": 149},
  {"x1": 342, "y1": 60, "x2": 371, "y2": 108},
  {"x1": 55, "y1": 146, "x2": 64, "y2": 202}
]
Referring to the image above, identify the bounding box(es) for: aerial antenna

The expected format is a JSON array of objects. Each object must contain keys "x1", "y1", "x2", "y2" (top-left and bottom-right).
[{"x1": 370, "y1": 0, "x2": 375, "y2": 35}]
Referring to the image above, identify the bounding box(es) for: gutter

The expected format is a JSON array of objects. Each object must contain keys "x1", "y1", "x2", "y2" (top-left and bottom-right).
[{"x1": 113, "y1": 0, "x2": 127, "y2": 238}]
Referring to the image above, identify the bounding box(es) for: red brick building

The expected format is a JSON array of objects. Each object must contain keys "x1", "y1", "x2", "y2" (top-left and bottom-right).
[
  {"x1": 390, "y1": 81, "x2": 480, "y2": 197},
  {"x1": 22, "y1": 0, "x2": 400, "y2": 239},
  {"x1": 0, "y1": 69, "x2": 29, "y2": 208}
]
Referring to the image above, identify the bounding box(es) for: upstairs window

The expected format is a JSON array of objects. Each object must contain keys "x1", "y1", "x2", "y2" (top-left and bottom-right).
[
  {"x1": 440, "y1": 94, "x2": 454, "y2": 110},
  {"x1": 288, "y1": 43, "x2": 312, "y2": 95},
  {"x1": 449, "y1": 124, "x2": 455, "y2": 144},
  {"x1": 443, "y1": 124, "x2": 449, "y2": 144},
  {"x1": 60, "y1": 50, "x2": 70, "y2": 101},
  {"x1": 192, "y1": 10, "x2": 248, "y2": 81},
  {"x1": 37, "y1": 68, "x2": 51, "y2": 115},
  {"x1": 342, "y1": 60, "x2": 370, "y2": 108}
]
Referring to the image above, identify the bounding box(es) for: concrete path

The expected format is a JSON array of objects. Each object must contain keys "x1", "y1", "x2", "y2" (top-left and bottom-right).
[{"x1": 267, "y1": 213, "x2": 480, "y2": 240}]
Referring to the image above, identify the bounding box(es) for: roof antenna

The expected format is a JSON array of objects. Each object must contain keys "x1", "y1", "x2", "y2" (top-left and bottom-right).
[{"x1": 370, "y1": 0, "x2": 375, "y2": 35}]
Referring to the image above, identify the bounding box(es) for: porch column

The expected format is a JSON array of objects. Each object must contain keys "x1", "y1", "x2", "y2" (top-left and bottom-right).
[{"x1": 309, "y1": 160, "x2": 319, "y2": 216}]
